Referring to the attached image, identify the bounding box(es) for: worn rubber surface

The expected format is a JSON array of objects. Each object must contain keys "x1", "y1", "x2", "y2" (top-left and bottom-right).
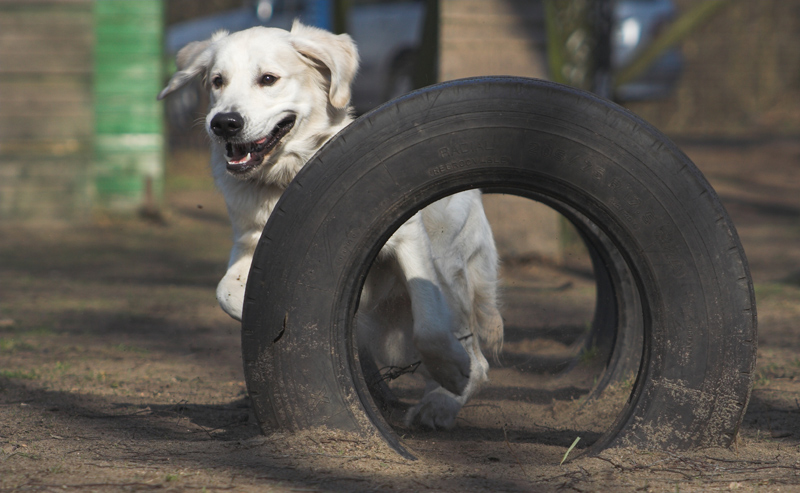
[{"x1": 241, "y1": 77, "x2": 757, "y2": 457}]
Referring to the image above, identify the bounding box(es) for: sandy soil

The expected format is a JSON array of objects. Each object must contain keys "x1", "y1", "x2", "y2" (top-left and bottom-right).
[{"x1": 1, "y1": 139, "x2": 800, "y2": 492}]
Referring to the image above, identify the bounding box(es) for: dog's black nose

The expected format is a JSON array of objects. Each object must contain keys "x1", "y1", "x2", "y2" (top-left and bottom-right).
[{"x1": 210, "y1": 112, "x2": 244, "y2": 139}]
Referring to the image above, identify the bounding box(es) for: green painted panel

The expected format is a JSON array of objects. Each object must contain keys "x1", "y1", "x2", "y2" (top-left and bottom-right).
[
  {"x1": 94, "y1": 3, "x2": 161, "y2": 16},
  {"x1": 92, "y1": 0, "x2": 164, "y2": 213}
]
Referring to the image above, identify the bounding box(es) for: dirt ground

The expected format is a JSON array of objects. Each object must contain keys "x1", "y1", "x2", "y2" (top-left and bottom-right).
[{"x1": 2, "y1": 138, "x2": 800, "y2": 492}]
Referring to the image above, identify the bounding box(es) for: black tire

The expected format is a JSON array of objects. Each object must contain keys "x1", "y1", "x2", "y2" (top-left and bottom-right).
[
  {"x1": 241, "y1": 77, "x2": 756, "y2": 458},
  {"x1": 565, "y1": 204, "x2": 644, "y2": 396}
]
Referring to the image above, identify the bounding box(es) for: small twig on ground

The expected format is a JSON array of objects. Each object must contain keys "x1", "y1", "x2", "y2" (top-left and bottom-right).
[
  {"x1": 307, "y1": 452, "x2": 369, "y2": 460},
  {"x1": 15, "y1": 482, "x2": 164, "y2": 490},
  {"x1": 196, "y1": 418, "x2": 250, "y2": 436},
  {"x1": 323, "y1": 438, "x2": 361, "y2": 444},
  {"x1": 703, "y1": 455, "x2": 779, "y2": 465},
  {"x1": 649, "y1": 467, "x2": 695, "y2": 480},
  {"x1": 593, "y1": 455, "x2": 626, "y2": 471},
  {"x1": 532, "y1": 421, "x2": 561, "y2": 431},
  {"x1": 77, "y1": 408, "x2": 152, "y2": 419},
  {"x1": 502, "y1": 424, "x2": 529, "y2": 480},
  {"x1": 377, "y1": 361, "x2": 422, "y2": 382},
  {"x1": 375, "y1": 333, "x2": 474, "y2": 383}
]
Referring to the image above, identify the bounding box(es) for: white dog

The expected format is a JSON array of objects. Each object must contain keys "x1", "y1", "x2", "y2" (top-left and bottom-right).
[{"x1": 159, "y1": 22, "x2": 503, "y2": 429}]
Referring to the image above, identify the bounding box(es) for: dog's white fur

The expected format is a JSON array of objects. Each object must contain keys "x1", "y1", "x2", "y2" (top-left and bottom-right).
[{"x1": 160, "y1": 22, "x2": 503, "y2": 429}]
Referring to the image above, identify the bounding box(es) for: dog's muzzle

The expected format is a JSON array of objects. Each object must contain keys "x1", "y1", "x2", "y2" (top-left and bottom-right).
[{"x1": 210, "y1": 112, "x2": 297, "y2": 175}]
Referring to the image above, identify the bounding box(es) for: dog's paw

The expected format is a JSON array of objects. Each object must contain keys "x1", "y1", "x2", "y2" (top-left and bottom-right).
[
  {"x1": 216, "y1": 276, "x2": 246, "y2": 321},
  {"x1": 418, "y1": 337, "x2": 471, "y2": 396},
  {"x1": 404, "y1": 391, "x2": 462, "y2": 430}
]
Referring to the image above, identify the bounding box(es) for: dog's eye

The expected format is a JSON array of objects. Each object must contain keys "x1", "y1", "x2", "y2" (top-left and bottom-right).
[
  {"x1": 259, "y1": 74, "x2": 278, "y2": 87},
  {"x1": 211, "y1": 75, "x2": 224, "y2": 89}
]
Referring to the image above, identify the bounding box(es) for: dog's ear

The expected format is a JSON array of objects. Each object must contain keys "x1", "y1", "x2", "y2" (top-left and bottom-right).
[
  {"x1": 289, "y1": 21, "x2": 359, "y2": 109},
  {"x1": 157, "y1": 31, "x2": 228, "y2": 100}
]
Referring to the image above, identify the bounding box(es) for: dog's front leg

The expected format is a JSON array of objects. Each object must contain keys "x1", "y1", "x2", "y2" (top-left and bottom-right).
[
  {"x1": 404, "y1": 337, "x2": 489, "y2": 429},
  {"x1": 216, "y1": 230, "x2": 260, "y2": 321},
  {"x1": 386, "y1": 214, "x2": 472, "y2": 396}
]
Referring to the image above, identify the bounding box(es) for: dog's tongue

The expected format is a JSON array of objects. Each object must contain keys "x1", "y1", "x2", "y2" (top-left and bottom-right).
[
  {"x1": 225, "y1": 142, "x2": 249, "y2": 163},
  {"x1": 226, "y1": 136, "x2": 271, "y2": 164}
]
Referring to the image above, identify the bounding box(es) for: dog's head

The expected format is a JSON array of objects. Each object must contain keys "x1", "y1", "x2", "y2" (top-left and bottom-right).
[{"x1": 159, "y1": 22, "x2": 359, "y2": 182}]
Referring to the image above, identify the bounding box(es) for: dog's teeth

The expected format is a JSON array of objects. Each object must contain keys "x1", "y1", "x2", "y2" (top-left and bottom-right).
[{"x1": 228, "y1": 152, "x2": 252, "y2": 165}]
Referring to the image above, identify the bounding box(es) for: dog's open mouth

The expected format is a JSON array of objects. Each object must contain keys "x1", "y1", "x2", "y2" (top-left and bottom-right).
[{"x1": 225, "y1": 115, "x2": 296, "y2": 174}]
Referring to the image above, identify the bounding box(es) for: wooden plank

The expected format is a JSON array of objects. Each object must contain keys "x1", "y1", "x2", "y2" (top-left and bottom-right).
[
  {"x1": 0, "y1": 1, "x2": 92, "y2": 74},
  {"x1": 0, "y1": 33, "x2": 93, "y2": 49},
  {"x1": 0, "y1": 53, "x2": 92, "y2": 74},
  {"x1": 0, "y1": 0, "x2": 89, "y2": 4},
  {"x1": 0, "y1": 157, "x2": 91, "y2": 222},
  {"x1": 0, "y1": 139, "x2": 90, "y2": 157},
  {"x1": 0, "y1": 116, "x2": 92, "y2": 141},
  {"x1": 0, "y1": 8, "x2": 92, "y2": 32},
  {"x1": 0, "y1": 14, "x2": 92, "y2": 32},
  {"x1": 0, "y1": 97, "x2": 91, "y2": 115},
  {"x1": 0, "y1": 73, "x2": 92, "y2": 91},
  {"x1": 0, "y1": 75, "x2": 93, "y2": 145},
  {"x1": 0, "y1": 1, "x2": 94, "y2": 222},
  {"x1": 0, "y1": 1, "x2": 93, "y2": 156}
]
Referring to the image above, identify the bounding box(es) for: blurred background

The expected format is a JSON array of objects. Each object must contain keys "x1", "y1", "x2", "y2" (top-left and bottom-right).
[{"x1": 1, "y1": 0, "x2": 798, "y2": 224}]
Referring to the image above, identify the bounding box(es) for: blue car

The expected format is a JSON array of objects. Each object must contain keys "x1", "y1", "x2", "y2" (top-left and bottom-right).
[{"x1": 612, "y1": 0, "x2": 683, "y2": 100}]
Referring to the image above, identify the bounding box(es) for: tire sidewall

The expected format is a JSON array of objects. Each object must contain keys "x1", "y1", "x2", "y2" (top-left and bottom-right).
[{"x1": 243, "y1": 78, "x2": 756, "y2": 453}]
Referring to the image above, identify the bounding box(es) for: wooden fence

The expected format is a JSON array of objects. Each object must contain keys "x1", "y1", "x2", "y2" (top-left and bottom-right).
[{"x1": 0, "y1": 0, "x2": 94, "y2": 221}]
